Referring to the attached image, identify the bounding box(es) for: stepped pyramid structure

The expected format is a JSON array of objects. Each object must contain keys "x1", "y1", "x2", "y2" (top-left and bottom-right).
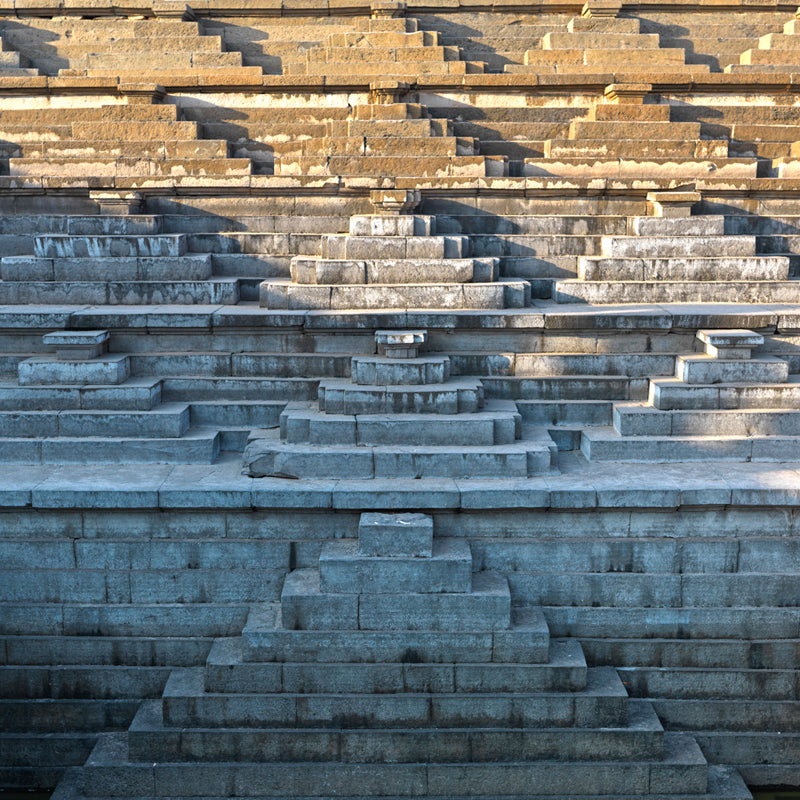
[
  {"x1": 3, "y1": 0, "x2": 800, "y2": 798},
  {"x1": 49, "y1": 512, "x2": 753, "y2": 800}
]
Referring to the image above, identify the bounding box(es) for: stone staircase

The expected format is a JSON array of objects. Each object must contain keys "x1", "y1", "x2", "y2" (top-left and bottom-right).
[
  {"x1": 285, "y1": 1, "x2": 487, "y2": 77},
  {"x1": 582, "y1": 328, "x2": 800, "y2": 462},
  {"x1": 553, "y1": 194, "x2": 798, "y2": 304},
  {"x1": 48, "y1": 511, "x2": 753, "y2": 800},
  {"x1": 0, "y1": 16, "x2": 261, "y2": 81},
  {"x1": 506, "y1": 0, "x2": 705, "y2": 75},
  {"x1": 260, "y1": 195, "x2": 523, "y2": 309},
  {"x1": 243, "y1": 329, "x2": 555, "y2": 479}
]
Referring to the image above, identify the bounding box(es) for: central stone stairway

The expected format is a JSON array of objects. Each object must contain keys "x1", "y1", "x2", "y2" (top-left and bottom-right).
[
  {"x1": 242, "y1": 329, "x2": 556, "y2": 479},
  {"x1": 51, "y1": 511, "x2": 752, "y2": 800}
]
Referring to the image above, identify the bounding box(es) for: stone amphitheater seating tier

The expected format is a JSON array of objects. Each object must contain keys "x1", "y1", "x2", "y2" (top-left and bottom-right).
[{"x1": 1, "y1": 1, "x2": 800, "y2": 798}]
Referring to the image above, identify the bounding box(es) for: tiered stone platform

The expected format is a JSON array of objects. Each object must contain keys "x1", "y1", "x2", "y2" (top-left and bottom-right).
[
  {"x1": 2, "y1": 0, "x2": 800, "y2": 797},
  {"x1": 48, "y1": 512, "x2": 751, "y2": 800}
]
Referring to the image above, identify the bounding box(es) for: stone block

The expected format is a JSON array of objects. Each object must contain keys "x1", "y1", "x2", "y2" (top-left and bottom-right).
[
  {"x1": 357, "y1": 511, "x2": 433, "y2": 557},
  {"x1": 319, "y1": 537, "x2": 472, "y2": 594},
  {"x1": 18, "y1": 355, "x2": 130, "y2": 386},
  {"x1": 677, "y1": 355, "x2": 788, "y2": 385}
]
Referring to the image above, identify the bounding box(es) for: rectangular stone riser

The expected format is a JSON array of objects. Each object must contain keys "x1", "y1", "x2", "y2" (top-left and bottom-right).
[
  {"x1": 351, "y1": 356, "x2": 449, "y2": 386},
  {"x1": 206, "y1": 640, "x2": 585, "y2": 695},
  {"x1": 0, "y1": 433, "x2": 220, "y2": 465},
  {"x1": 552, "y1": 281, "x2": 800, "y2": 305},
  {"x1": 260, "y1": 280, "x2": 528, "y2": 310},
  {"x1": 0, "y1": 697, "x2": 139, "y2": 733},
  {"x1": 318, "y1": 380, "x2": 483, "y2": 415},
  {"x1": 129, "y1": 702, "x2": 661, "y2": 764},
  {"x1": 0, "y1": 280, "x2": 239, "y2": 306},
  {"x1": 34, "y1": 235, "x2": 188, "y2": 259},
  {"x1": 19, "y1": 356, "x2": 130, "y2": 387},
  {"x1": 601, "y1": 235, "x2": 757, "y2": 259},
  {"x1": 650, "y1": 381, "x2": 800, "y2": 411},
  {"x1": 0, "y1": 381, "x2": 160, "y2": 411},
  {"x1": 242, "y1": 606, "x2": 550, "y2": 664},
  {"x1": 318, "y1": 538, "x2": 473, "y2": 594},
  {"x1": 279, "y1": 404, "x2": 521, "y2": 446},
  {"x1": 290, "y1": 258, "x2": 492, "y2": 286},
  {"x1": 614, "y1": 405, "x2": 800, "y2": 437},
  {"x1": 282, "y1": 580, "x2": 510, "y2": 633},
  {"x1": 1, "y1": 255, "x2": 213, "y2": 282},
  {"x1": 577, "y1": 256, "x2": 790, "y2": 282},
  {"x1": 0, "y1": 406, "x2": 189, "y2": 438},
  {"x1": 242, "y1": 441, "x2": 551, "y2": 480},
  {"x1": 323, "y1": 235, "x2": 467, "y2": 261},
  {"x1": 579, "y1": 428, "x2": 800, "y2": 463},
  {"x1": 677, "y1": 357, "x2": 789, "y2": 385},
  {"x1": 162, "y1": 693, "x2": 626, "y2": 732}
]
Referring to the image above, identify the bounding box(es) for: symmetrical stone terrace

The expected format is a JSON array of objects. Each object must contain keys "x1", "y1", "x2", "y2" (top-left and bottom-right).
[{"x1": 48, "y1": 511, "x2": 752, "y2": 800}]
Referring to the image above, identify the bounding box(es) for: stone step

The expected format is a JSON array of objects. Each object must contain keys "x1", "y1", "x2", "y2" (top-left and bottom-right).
[
  {"x1": 694, "y1": 730, "x2": 800, "y2": 767},
  {"x1": 1, "y1": 254, "x2": 213, "y2": 281},
  {"x1": 350, "y1": 355, "x2": 450, "y2": 386},
  {"x1": 18, "y1": 36, "x2": 226, "y2": 55},
  {"x1": 581, "y1": 636, "x2": 800, "y2": 670},
  {"x1": 204, "y1": 637, "x2": 587, "y2": 694},
  {"x1": 132, "y1": 353, "x2": 352, "y2": 379},
  {"x1": 601, "y1": 234, "x2": 757, "y2": 259},
  {"x1": 242, "y1": 604, "x2": 551, "y2": 664},
  {"x1": 69, "y1": 52, "x2": 244, "y2": 70},
  {"x1": 552, "y1": 279, "x2": 800, "y2": 305},
  {"x1": 189, "y1": 400, "x2": 284, "y2": 429},
  {"x1": 162, "y1": 377, "x2": 317, "y2": 402},
  {"x1": 318, "y1": 376, "x2": 483, "y2": 415},
  {"x1": 482, "y1": 376, "x2": 630, "y2": 401},
  {"x1": 568, "y1": 121, "x2": 702, "y2": 140},
  {"x1": 613, "y1": 402, "x2": 800, "y2": 437},
  {"x1": 543, "y1": 606, "x2": 800, "y2": 640},
  {"x1": 545, "y1": 139, "x2": 728, "y2": 160},
  {"x1": 69, "y1": 730, "x2": 710, "y2": 797},
  {"x1": 290, "y1": 257, "x2": 495, "y2": 285},
  {"x1": 18, "y1": 355, "x2": 130, "y2": 387},
  {"x1": 0, "y1": 732, "x2": 95, "y2": 782},
  {"x1": 34, "y1": 234, "x2": 188, "y2": 258},
  {"x1": 48, "y1": 761, "x2": 752, "y2": 800},
  {"x1": 279, "y1": 400, "x2": 521, "y2": 446},
  {"x1": 160, "y1": 666, "x2": 628, "y2": 729},
  {"x1": 274, "y1": 155, "x2": 501, "y2": 179},
  {"x1": 0, "y1": 635, "x2": 213, "y2": 665},
  {"x1": 0, "y1": 664, "x2": 170, "y2": 700},
  {"x1": 0, "y1": 378, "x2": 160, "y2": 408},
  {"x1": 283, "y1": 569, "x2": 510, "y2": 632},
  {"x1": 260, "y1": 278, "x2": 529, "y2": 310},
  {"x1": 317, "y1": 537, "x2": 472, "y2": 594},
  {"x1": 619, "y1": 666, "x2": 800, "y2": 700},
  {"x1": 516, "y1": 399, "x2": 613, "y2": 426},
  {"x1": 577, "y1": 256, "x2": 790, "y2": 282},
  {"x1": 9, "y1": 157, "x2": 251, "y2": 178},
  {"x1": 0, "y1": 603, "x2": 249, "y2": 637},
  {"x1": 0, "y1": 279, "x2": 240, "y2": 305},
  {"x1": 0, "y1": 429, "x2": 220, "y2": 464},
  {"x1": 0, "y1": 697, "x2": 139, "y2": 731},
  {"x1": 242, "y1": 426, "x2": 554, "y2": 479},
  {"x1": 580, "y1": 426, "x2": 800, "y2": 463},
  {"x1": 649, "y1": 378, "x2": 800, "y2": 410},
  {"x1": 0, "y1": 404, "x2": 190, "y2": 438},
  {"x1": 0, "y1": 565, "x2": 283, "y2": 604},
  {"x1": 0, "y1": 106, "x2": 180, "y2": 124},
  {"x1": 677, "y1": 355, "x2": 789, "y2": 385},
  {"x1": 523, "y1": 157, "x2": 757, "y2": 179},
  {"x1": 12, "y1": 136, "x2": 231, "y2": 157},
  {"x1": 653, "y1": 697, "x2": 800, "y2": 730},
  {"x1": 0, "y1": 539, "x2": 288, "y2": 572},
  {"x1": 128, "y1": 696, "x2": 661, "y2": 763}
]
